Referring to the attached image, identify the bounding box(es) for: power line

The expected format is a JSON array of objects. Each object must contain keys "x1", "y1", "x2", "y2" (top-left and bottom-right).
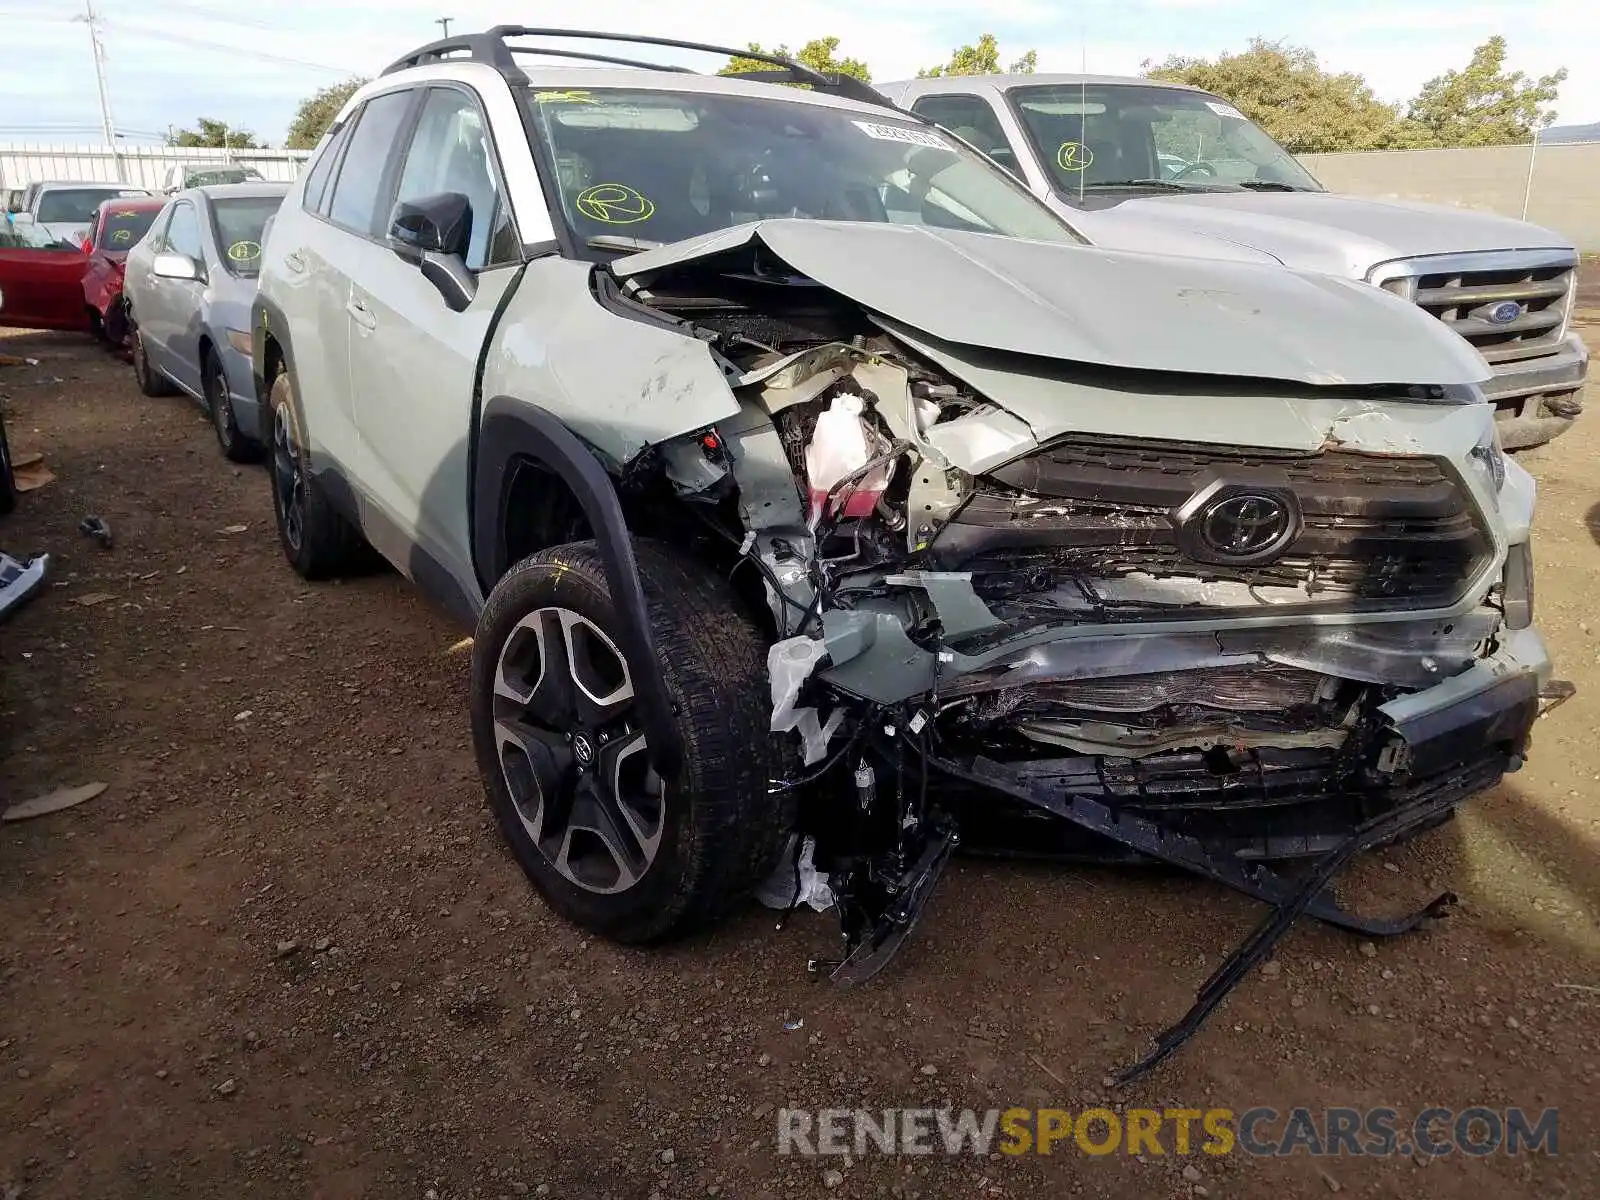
[{"x1": 102, "y1": 18, "x2": 360, "y2": 75}]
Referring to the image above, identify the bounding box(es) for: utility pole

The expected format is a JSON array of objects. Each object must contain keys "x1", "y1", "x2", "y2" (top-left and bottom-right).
[
  {"x1": 75, "y1": 0, "x2": 117, "y2": 143},
  {"x1": 74, "y1": 0, "x2": 124, "y2": 180},
  {"x1": 435, "y1": 17, "x2": 453, "y2": 38}
]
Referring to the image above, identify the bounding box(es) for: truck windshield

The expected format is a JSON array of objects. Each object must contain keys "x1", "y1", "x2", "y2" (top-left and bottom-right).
[
  {"x1": 35, "y1": 188, "x2": 134, "y2": 224},
  {"x1": 211, "y1": 196, "x2": 283, "y2": 275},
  {"x1": 526, "y1": 87, "x2": 1082, "y2": 253},
  {"x1": 1008, "y1": 83, "x2": 1324, "y2": 200}
]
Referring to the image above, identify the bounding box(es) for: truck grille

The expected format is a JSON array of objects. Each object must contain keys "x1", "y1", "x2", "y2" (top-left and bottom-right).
[
  {"x1": 930, "y1": 436, "x2": 1492, "y2": 617},
  {"x1": 1374, "y1": 250, "x2": 1577, "y2": 366}
]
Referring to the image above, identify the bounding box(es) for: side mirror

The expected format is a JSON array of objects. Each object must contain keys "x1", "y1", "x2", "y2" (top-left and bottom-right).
[
  {"x1": 152, "y1": 252, "x2": 200, "y2": 281},
  {"x1": 389, "y1": 192, "x2": 472, "y2": 260},
  {"x1": 389, "y1": 192, "x2": 476, "y2": 312},
  {"x1": 11, "y1": 212, "x2": 33, "y2": 226}
]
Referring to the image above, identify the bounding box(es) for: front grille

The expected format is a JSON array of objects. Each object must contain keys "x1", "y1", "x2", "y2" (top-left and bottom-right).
[
  {"x1": 930, "y1": 436, "x2": 1491, "y2": 616},
  {"x1": 1376, "y1": 251, "x2": 1577, "y2": 366}
]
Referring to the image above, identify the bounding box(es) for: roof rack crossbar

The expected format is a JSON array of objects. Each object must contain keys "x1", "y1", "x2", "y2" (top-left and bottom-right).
[
  {"x1": 382, "y1": 26, "x2": 904, "y2": 111},
  {"x1": 506, "y1": 47, "x2": 694, "y2": 74}
]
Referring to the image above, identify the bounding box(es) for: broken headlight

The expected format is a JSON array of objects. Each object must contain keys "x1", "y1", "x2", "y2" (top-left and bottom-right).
[
  {"x1": 1468, "y1": 423, "x2": 1507, "y2": 495},
  {"x1": 1502, "y1": 540, "x2": 1535, "y2": 630}
]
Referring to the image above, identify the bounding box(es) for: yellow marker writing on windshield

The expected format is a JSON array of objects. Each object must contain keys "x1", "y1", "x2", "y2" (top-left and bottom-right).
[
  {"x1": 576, "y1": 184, "x2": 655, "y2": 225},
  {"x1": 227, "y1": 240, "x2": 262, "y2": 262},
  {"x1": 1057, "y1": 142, "x2": 1093, "y2": 172}
]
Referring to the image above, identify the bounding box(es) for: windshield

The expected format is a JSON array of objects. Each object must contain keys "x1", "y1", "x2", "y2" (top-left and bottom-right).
[
  {"x1": 527, "y1": 88, "x2": 1080, "y2": 253},
  {"x1": 0, "y1": 219, "x2": 82, "y2": 252},
  {"x1": 210, "y1": 196, "x2": 282, "y2": 275},
  {"x1": 97, "y1": 206, "x2": 160, "y2": 251},
  {"x1": 1009, "y1": 84, "x2": 1323, "y2": 199},
  {"x1": 35, "y1": 187, "x2": 137, "y2": 225},
  {"x1": 187, "y1": 166, "x2": 265, "y2": 187}
]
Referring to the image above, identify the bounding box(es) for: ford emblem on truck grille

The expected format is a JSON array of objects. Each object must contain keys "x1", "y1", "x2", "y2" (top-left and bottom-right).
[{"x1": 1487, "y1": 300, "x2": 1523, "y2": 324}]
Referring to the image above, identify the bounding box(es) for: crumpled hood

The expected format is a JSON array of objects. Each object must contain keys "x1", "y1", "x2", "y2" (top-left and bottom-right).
[
  {"x1": 1100, "y1": 191, "x2": 1574, "y2": 280},
  {"x1": 614, "y1": 219, "x2": 1489, "y2": 387}
]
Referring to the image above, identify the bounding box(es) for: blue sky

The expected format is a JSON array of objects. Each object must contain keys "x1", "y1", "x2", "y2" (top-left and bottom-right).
[{"x1": 2, "y1": 0, "x2": 1593, "y2": 147}]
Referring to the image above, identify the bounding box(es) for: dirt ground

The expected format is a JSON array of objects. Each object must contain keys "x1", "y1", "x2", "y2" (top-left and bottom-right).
[{"x1": 2, "y1": 303, "x2": 1598, "y2": 1200}]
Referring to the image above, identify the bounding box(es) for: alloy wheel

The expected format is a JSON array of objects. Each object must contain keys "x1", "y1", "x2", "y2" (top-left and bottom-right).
[
  {"x1": 492, "y1": 607, "x2": 666, "y2": 894},
  {"x1": 271, "y1": 406, "x2": 306, "y2": 552}
]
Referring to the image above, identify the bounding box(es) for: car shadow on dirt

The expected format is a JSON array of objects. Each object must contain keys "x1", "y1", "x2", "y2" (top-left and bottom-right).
[{"x1": 1585, "y1": 500, "x2": 1600, "y2": 549}]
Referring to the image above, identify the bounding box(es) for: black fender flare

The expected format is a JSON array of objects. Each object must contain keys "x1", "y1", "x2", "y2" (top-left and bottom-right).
[{"x1": 473, "y1": 397, "x2": 683, "y2": 779}]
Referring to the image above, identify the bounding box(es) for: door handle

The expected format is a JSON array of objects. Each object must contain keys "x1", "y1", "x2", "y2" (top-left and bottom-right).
[
  {"x1": 283, "y1": 252, "x2": 306, "y2": 274},
  {"x1": 346, "y1": 299, "x2": 376, "y2": 331}
]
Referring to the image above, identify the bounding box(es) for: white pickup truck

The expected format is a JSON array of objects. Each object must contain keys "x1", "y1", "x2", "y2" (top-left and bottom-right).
[
  {"x1": 6, "y1": 180, "x2": 154, "y2": 247},
  {"x1": 880, "y1": 74, "x2": 1589, "y2": 450}
]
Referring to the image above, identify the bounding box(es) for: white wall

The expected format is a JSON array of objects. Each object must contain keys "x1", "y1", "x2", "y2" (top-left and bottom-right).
[{"x1": 0, "y1": 143, "x2": 311, "y2": 192}]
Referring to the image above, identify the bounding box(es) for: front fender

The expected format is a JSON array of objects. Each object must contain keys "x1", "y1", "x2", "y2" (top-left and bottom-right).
[{"x1": 473, "y1": 398, "x2": 683, "y2": 779}]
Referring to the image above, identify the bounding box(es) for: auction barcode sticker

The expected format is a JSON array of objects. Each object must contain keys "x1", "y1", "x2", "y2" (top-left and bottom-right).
[{"x1": 852, "y1": 120, "x2": 952, "y2": 150}]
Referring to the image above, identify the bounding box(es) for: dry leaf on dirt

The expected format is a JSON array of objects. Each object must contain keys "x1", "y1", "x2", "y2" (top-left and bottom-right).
[
  {"x1": 219, "y1": 525, "x2": 249, "y2": 534},
  {"x1": 10, "y1": 451, "x2": 42, "y2": 469},
  {"x1": 2, "y1": 782, "x2": 108, "y2": 822},
  {"x1": 72, "y1": 592, "x2": 118, "y2": 607},
  {"x1": 13, "y1": 461, "x2": 55, "y2": 492}
]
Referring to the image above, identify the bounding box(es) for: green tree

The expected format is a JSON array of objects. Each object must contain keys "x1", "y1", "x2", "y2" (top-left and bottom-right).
[
  {"x1": 168, "y1": 117, "x2": 261, "y2": 149},
  {"x1": 1143, "y1": 39, "x2": 1414, "y2": 153},
  {"x1": 285, "y1": 78, "x2": 368, "y2": 150},
  {"x1": 1405, "y1": 37, "x2": 1566, "y2": 146},
  {"x1": 719, "y1": 37, "x2": 870, "y2": 83},
  {"x1": 917, "y1": 34, "x2": 1037, "y2": 78}
]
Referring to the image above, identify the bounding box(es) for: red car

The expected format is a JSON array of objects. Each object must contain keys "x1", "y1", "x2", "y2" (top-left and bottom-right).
[
  {"x1": 81, "y1": 196, "x2": 166, "y2": 343},
  {"x1": 0, "y1": 217, "x2": 90, "y2": 333}
]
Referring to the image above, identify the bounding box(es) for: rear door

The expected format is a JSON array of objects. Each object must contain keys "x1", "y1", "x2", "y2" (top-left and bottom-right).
[
  {"x1": 346, "y1": 83, "x2": 523, "y2": 599},
  {"x1": 279, "y1": 87, "x2": 416, "y2": 481}
]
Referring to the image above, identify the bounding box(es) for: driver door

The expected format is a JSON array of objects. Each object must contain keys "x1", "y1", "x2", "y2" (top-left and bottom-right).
[
  {"x1": 142, "y1": 199, "x2": 207, "y2": 395},
  {"x1": 0, "y1": 241, "x2": 90, "y2": 332}
]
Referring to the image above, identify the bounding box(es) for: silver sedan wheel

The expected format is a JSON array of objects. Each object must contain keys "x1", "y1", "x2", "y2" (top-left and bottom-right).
[{"x1": 491, "y1": 606, "x2": 666, "y2": 894}]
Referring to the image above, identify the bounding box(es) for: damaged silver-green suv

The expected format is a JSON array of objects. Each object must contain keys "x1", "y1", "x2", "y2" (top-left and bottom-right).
[{"x1": 252, "y1": 28, "x2": 1568, "y2": 1076}]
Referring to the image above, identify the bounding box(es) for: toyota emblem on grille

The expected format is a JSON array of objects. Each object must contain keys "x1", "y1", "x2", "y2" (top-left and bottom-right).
[
  {"x1": 1200, "y1": 494, "x2": 1292, "y2": 558},
  {"x1": 1486, "y1": 300, "x2": 1523, "y2": 324},
  {"x1": 1173, "y1": 480, "x2": 1302, "y2": 567}
]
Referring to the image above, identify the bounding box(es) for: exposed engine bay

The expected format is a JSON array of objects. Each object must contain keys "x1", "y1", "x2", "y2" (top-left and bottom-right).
[{"x1": 591, "y1": 228, "x2": 1570, "y2": 1080}]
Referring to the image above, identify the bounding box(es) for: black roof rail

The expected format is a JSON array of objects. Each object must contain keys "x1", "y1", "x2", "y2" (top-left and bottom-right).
[
  {"x1": 381, "y1": 26, "x2": 903, "y2": 111},
  {"x1": 382, "y1": 32, "x2": 528, "y2": 84}
]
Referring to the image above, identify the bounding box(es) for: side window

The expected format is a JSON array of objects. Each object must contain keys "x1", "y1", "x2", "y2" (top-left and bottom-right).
[
  {"x1": 911, "y1": 95, "x2": 1022, "y2": 177},
  {"x1": 165, "y1": 201, "x2": 204, "y2": 267},
  {"x1": 301, "y1": 117, "x2": 354, "y2": 217},
  {"x1": 393, "y1": 87, "x2": 516, "y2": 269},
  {"x1": 327, "y1": 89, "x2": 414, "y2": 237},
  {"x1": 145, "y1": 204, "x2": 175, "y2": 251}
]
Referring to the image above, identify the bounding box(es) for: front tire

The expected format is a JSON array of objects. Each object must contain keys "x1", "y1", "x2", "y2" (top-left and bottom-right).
[
  {"x1": 131, "y1": 322, "x2": 175, "y2": 397},
  {"x1": 471, "y1": 540, "x2": 784, "y2": 944},
  {"x1": 204, "y1": 347, "x2": 259, "y2": 463},
  {"x1": 266, "y1": 370, "x2": 366, "y2": 579}
]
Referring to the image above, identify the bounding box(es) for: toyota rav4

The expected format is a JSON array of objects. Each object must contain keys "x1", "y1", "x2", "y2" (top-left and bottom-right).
[{"x1": 252, "y1": 28, "x2": 1569, "y2": 1078}]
